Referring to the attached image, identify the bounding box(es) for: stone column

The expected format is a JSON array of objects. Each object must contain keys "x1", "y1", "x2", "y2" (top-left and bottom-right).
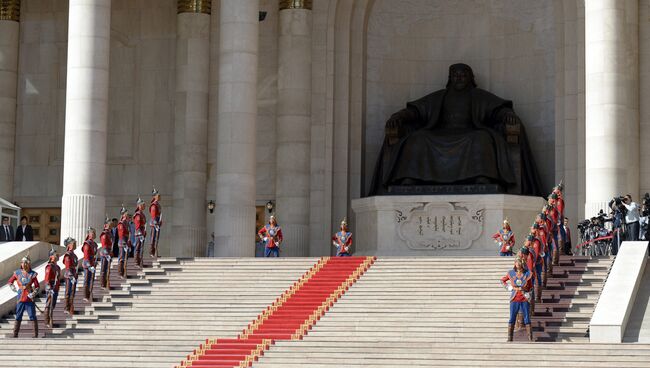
[
  {"x1": 214, "y1": 0, "x2": 259, "y2": 257},
  {"x1": 585, "y1": 0, "x2": 639, "y2": 216},
  {"x1": 60, "y1": 0, "x2": 111, "y2": 244},
  {"x1": 275, "y1": 0, "x2": 312, "y2": 256},
  {"x1": 172, "y1": 0, "x2": 211, "y2": 257},
  {"x1": 0, "y1": 0, "x2": 20, "y2": 200}
]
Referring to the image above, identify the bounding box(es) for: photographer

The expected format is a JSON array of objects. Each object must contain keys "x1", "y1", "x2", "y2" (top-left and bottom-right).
[{"x1": 622, "y1": 194, "x2": 640, "y2": 241}]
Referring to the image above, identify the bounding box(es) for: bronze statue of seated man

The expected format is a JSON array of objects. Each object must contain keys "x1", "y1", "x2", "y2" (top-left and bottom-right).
[{"x1": 369, "y1": 63, "x2": 542, "y2": 196}]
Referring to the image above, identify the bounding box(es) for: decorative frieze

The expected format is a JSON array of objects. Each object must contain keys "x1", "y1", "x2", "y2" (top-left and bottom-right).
[
  {"x1": 279, "y1": 0, "x2": 312, "y2": 11},
  {"x1": 0, "y1": 0, "x2": 20, "y2": 22},
  {"x1": 177, "y1": 0, "x2": 211, "y2": 14}
]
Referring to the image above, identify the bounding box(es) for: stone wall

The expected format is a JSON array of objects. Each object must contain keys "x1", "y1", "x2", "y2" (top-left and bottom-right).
[{"x1": 364, "y1": 0, "x2": 557, "y2": 196}]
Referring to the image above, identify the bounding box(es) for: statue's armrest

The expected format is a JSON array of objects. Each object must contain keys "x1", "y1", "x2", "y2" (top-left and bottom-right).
[
  {"x1": 493, "y1": 107, "x2": 521, "y2": 145},
  {"x1": 385, "y1": 108, "x2": 420, "y2": 145}
]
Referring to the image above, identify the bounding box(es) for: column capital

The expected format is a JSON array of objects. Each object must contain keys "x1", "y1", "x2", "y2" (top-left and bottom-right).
[
  {"x1": 177, "y1": 0, "x2": 211, "y2": 14},
  {"x1": 279, "y1": 0, "x2": 312, "y2": 11},
  {"x1": 0, "y1": 0, "x2": 20, "y2": 22}
]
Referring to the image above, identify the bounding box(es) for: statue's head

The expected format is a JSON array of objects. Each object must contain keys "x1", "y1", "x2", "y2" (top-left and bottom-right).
[{"x1": 446, "y1": 63, "x2": 477, "y2": 91}]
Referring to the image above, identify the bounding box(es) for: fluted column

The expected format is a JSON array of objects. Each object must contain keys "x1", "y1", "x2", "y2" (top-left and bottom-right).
[
  {"x1": 585, "y1": 0, "x2": 639, "y2": 216},
  {"x1": 0, "y1": 0, "x2": 20, "y2": 200},
  {"x1": 172, "y1": 0, "x2": 211, "y2": 257},
  {"x1": 60, "y1": 0, "x2": 111, "y2": 244},
  {"x1": 214, "y1": 0, "x2": 259, "y2": 257},
  {"x1": 275, "y1": 0, "x2": 312, "y2": 256}
]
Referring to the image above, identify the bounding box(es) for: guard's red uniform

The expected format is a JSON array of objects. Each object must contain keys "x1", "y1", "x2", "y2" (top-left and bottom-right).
[{"x1": 99, "y1": 227, "x2": 112, "y2": 288}]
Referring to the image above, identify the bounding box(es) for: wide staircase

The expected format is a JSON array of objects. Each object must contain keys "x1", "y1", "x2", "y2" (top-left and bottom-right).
[
  {"x1": 0, "y1": 255, "x2": 648, "y2": 367},
  {"x1": 0, "y1": 257, "x2": 318, "y2": 367}
]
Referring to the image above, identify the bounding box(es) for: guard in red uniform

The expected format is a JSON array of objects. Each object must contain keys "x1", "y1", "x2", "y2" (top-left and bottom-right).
[
  {"x1": 530, "y1": 224, "x2": 545, "y2": 303},
  {"x1": 117, "y1": 206, "x2": 130, "y2": 278},
  {"x1": 517, "y1": 237, "x2": 537, "y2": 316},
  {"x1": 333, "y1": 218, "x2": 353, "y2": 257},
  {"x1": 62, "y1": 237, "x2": 78, "y2": 315},
  {"x1": 43, "y1": 249, "x2": 62, "y2": 328},
  {"x1": 149, "y1": 187, "x2": 162, "y2": 258},
  {"x1": 258, "y1": 215, "x2": 283, "y2": 257},
  {"x1": 493, "y1": 219, "x2": 515, "y2": 256},
  {"x1": 501, "y1": 258, "x2": 533, "y2": 342},
  {"x1": 8, "y1": 255, "x2": 40, "y2": 338},
  {"x1": 548, "y1": 193, "x2": 563, "y2": 266},
  {"x1": 81, "y1": 227, "x2": 98, "y2": 301},
  {"x1": 99, "y1": 217, "x2": 112, "y2": 289},
  {"x1": 133, "y1": 197, "x2": 147, "y2": 267}
]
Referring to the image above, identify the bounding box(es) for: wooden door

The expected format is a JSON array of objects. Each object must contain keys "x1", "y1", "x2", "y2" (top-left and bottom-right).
[{"x1": 22, "y1": 208, "x2": 61, "y2": 244}]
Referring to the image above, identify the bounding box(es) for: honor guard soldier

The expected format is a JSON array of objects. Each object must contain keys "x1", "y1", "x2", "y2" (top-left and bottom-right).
[
  {"x1": 7, "y1": 255, "x2": 40, "y2": 338},
  {"x1": 43, "y1": 249, "x2": 62, "y2": 328},
  {"x1": 530, "y1": 225, "x2": 545, "y2": 303},
  {"x1": 493, "y1": 219, "x2": 515, "y2": 256},
  {"x1": 258, "y1": 215, "x2": 283, "y2": 257},
  {"x1": 133, "y1": 197, "x2": 147, "y2": 267},
  {"x1": 82, "y1": 227, "x2": 99, "y2": 301},
  {"x1": 149, "y1": 187, "x2": 162, "y2": 258},
  {"x1": 333, "y1": 218, "x2": 353, "y2": 257},
  {"x1": 99, "y1": 217, "x2": 113, "y2": 289},
  {"x1": 501, "y1": 258, "x2": 534, "y2": 342},
  {"x1": 62, "y1": 237, "x2": 78, "y2": 315},
  {"x1": 117, "y1": 205, "x2": 131, "y2": 278}
]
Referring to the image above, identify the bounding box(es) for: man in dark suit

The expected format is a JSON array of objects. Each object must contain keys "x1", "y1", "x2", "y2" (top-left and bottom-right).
[
  {"x1": 15, "y1": 216, "x2": 34, "y2": 241},
  {"x1": 1, "y1": 216, "x2": 14, "y2": 242}
]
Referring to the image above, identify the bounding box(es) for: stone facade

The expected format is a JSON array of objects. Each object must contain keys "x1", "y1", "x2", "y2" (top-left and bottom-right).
[{"x1": 4, "y1": 0, "x2": 647, "y2": 256}]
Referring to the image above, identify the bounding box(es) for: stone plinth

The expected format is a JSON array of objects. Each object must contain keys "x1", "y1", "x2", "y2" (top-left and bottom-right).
[{"x1": 351, "y1": 194, "x2": 545, "y2": 256}]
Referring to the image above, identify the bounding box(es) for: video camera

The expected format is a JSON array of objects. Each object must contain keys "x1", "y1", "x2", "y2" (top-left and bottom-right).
[{"x1": 608, "y1": 196, "x2": 628, "y2": 217}]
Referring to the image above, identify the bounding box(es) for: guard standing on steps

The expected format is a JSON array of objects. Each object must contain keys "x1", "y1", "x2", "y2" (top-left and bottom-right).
[
  {"x1": 62, "y1": 237, "x2": 78, "y2": 315},
  {"x1": 118, "y1": 205, "x2": 131, "y2": 278},
  {"x1": 82, "y1": 227, "x2": 99, "y2": 302},
  {"x1": 333, "y1": 218, "x2": 353, "y2": 257},
  {"x1": 258, "y1": 215, "x2": 283, "y2": 257},
  {"x1": 501, "y1": 258, "x2": 534, "y2": 342},
  {"x1": 99, "y1": 217, "x2": 113, "y2": 289},
  {"x1": 43, "y1": 249, "x2": 62, "y2": 328},
  {"x1": 7, "y1": 255, "x2": 40, "y2": 338},
  {"x1": 493, "y1": 218, "x2": 515, "y2": 256},
  {"x1": 548, "y1": 194, "x2": 563, "y2": 266},
  {"x1": 149, "y1": 187, "x2": 162, "y2": 258},
  {"x1": 133, "y1": 197, "x2": 147, "y2": 267},
  {"x1": 530, "y1": 225, "x2": 545, "y2": 304}
]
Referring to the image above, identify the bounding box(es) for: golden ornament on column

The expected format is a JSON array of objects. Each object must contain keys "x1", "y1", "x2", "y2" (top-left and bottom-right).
[
  {"x1": 177, "y1": 0, "x2": 211, "y2": 14},
  {"x1": 279, "y1": 0, "x2": 312, "y2": 10},
  {"x1": 0, "y1": 0, "x2": 20, "y2": 21}
]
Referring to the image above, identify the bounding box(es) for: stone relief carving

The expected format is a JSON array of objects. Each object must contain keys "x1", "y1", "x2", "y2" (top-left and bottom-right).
[{"x1": 396, "y1": 202, "x2": 484, "y2": 250}]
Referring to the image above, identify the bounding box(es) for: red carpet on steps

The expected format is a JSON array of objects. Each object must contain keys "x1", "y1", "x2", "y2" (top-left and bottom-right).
[{"x1": 178, "y1": 256, "x2": 374, "y2": 368}]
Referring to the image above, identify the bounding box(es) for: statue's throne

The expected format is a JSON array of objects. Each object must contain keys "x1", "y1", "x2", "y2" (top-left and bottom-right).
[{"x1": 385, "y1": 120, "x2": 526, "y2": 195}]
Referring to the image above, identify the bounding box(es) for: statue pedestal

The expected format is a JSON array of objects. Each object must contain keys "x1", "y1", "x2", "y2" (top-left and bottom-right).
[{"x1": 351, "y1": 194, "x2": 545, "y2": 256}]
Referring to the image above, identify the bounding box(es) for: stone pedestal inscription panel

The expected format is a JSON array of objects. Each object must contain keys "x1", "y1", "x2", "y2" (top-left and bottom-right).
[
  {"x1": 352, "y1": 194, "x2": 544, "y2": 256},
  {"x1": 396, "y1": 202, "x2": 484, "y2": 250}
]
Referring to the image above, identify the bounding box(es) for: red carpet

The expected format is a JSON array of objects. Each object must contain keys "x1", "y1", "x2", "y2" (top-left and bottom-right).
[{"x1": 178, "y1": 256, "x2": 375, "y2": 368}]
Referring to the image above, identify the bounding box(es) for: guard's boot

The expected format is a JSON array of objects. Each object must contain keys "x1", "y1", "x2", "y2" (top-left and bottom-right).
[
  {"x1": 507, "y1": 324, "x2": 514, "y2": 342},
  {"x1": 32, "y1": 319, "x2": 39, "y2": 338},
  {"x1": 530, "y1": 298, "x2": 535, "y2": 316},
  {"x1": 542, "y1": 271, "x2": 548, "y2": 288},
  {"x1": 83, "y1": 286, "x2": 90, "y2": 302},
  {"x1": 553, "y1": 249, "x2": 559, "y2": 266},
  {"x1": 149, "y1": 244, "x2": 156, "y2": 258},
  {"x1": 44, "y1": 308, "x2": 51, "y2": 328},
  {"x1": 526, "y1": 324, "x2": 534, "y2": 341},
  {"x1": 13, "y1": 320, "x2": 21, "y2": 338},
  {"x1": 135, "y1": 253, "x2": 142, "y2": 267},
  {"x1": 63, "y1": 297, "x2": 70, "y2": 314},
  {"x1": 118, "y1": 260, "x2": 124, "y2": 278},
  {"x1": 515, "y1": 312, "x2": 524, "y2": 331},
  {"x1": 68, "y1": 297, "x2": 75, "y2": 315},
  {"x1": 536, "y1": 289, "x2": 542, "y2": 303},
  {"x1": 548, "y1": 261, "x2": 553, "y2": 275}
]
